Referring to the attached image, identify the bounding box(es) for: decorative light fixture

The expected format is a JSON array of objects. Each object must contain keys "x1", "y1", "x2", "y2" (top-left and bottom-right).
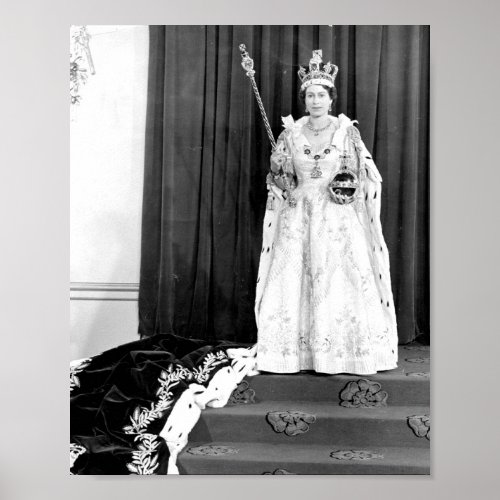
[{"x1": 70, "y1": 26, "x2": 95, "y2": 105}]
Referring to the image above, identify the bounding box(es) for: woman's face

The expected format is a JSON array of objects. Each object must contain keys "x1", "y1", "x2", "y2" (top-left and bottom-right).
[{"x1": 304, "y1": 85, "x2": 332, "y2": 118}]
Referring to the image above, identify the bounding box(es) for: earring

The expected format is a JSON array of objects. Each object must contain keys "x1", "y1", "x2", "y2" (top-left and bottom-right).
[{"x1": 329, "y1": 104, "x2": 332, "y2": 111}]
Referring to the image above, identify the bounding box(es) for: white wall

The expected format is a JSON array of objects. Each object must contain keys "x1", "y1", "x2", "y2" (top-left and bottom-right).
[{"x1": 70, "y1": 25, "x2": 149, "y2": 360}]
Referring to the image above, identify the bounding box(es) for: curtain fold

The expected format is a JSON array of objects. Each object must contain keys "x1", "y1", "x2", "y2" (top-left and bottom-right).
[{"x1": 139, "y1": 25, "x2": 430, "y2": 344}]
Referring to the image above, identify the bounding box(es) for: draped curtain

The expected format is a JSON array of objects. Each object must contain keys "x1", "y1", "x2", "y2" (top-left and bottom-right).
[{"x1": 139, "y1": 25, "x2": 429, "y2": 344}]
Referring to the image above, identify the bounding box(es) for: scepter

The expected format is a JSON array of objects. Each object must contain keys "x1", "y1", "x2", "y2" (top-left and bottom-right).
[
  {"x1": 239, "y1": 44, "x2": 277, "y2": 150},
  {"x1": 239, "y1": 44, "x2": 296, "y2": 207}
]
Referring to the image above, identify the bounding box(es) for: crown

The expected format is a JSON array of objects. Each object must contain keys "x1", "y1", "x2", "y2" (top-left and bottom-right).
[{"x1": 298, "y1": 50, "x2": 338, "y2": 91}]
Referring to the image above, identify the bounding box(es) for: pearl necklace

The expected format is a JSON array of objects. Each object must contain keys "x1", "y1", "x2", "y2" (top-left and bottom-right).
[{"x1": 306, "y1": 119, "x2": 332, "y2": 136}]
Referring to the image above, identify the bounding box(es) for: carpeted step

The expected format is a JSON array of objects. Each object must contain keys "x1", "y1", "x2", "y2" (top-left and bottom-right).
[
  {"x1": 245, "y1": 370, "x2": 429, "y2": 406},
  {"x1": 180, "y1": 345, "x2": 430, "y2": 475},
  {"x1": 245, "y1": 346, "x2": 430, "y2": 406},
  {"x1": 189, "y1": 401, "x2": 430, "y2": 448},
  {"x1": 177, "y1": 441, "x2": 430, "y2": 475}
]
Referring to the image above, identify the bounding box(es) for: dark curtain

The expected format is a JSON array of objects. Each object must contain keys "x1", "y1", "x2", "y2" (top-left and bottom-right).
[{"x1": 139, "y1": 25, "x2": 429, "y2": 345}]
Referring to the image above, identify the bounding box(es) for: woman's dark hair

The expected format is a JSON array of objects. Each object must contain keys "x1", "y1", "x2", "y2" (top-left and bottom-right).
[{"x1": 299, "y1": 84, "x2": 337, "y2": 106}]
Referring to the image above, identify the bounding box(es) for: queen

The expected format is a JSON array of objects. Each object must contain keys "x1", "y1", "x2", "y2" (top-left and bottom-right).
[{"x1": 254, "y1": 50, "x2": 398, "y2": 375}]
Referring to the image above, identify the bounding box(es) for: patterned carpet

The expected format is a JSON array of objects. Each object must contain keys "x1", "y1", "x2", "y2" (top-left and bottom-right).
[{"x1": 178, "y1": 344, "x2": 430, "y2": 475}]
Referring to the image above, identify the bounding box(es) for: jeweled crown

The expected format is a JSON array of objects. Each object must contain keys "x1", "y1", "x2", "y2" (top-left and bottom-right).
[{"x1": 298, "y1": 50, "x2": 338, "y2": 91}]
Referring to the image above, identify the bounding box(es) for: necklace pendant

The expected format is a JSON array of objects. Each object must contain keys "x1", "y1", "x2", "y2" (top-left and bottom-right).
[{"x1": 311, "y1": 166, "x2": 322, "y2": 178}]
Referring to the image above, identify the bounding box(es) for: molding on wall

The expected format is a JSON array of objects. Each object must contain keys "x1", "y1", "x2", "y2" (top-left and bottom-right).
[{"x1": 70, "y1": 282, "x2": 140, "y2": 301}]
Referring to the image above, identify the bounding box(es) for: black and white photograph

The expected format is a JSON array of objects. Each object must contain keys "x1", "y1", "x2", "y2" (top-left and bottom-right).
[{"x1": 69, "y1": 25, "x2": 429, "y2": 475}]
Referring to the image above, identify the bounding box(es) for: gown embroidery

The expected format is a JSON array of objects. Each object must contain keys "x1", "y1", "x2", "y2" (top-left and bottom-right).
[{"x1": 255, "y1": 114, "x2": 398, "y2": 375}]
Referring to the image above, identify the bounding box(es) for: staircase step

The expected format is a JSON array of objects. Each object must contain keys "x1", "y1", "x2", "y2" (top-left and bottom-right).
[
  {"x1": 246, "y1": 371, "x2": 429, "y2": 406},
  {"x1": 189, "y1": 401, "x2": 430, "y2": 448},
  {"x1": 245, "y1": 346, "x2": 430, "y2": 406},
  {"x1": 178, "y1": 441, "x2": 430, "y2": 475}
]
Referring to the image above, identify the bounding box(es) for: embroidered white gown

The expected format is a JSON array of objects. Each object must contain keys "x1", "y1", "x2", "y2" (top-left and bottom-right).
[{"x1": 255, "y1": 114, "x2": 398, "y2": 375}]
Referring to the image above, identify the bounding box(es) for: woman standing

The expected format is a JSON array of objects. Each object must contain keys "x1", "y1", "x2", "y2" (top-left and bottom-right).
[{"x1": 255, "y1": 50, "x2": 398, "y2": 375}]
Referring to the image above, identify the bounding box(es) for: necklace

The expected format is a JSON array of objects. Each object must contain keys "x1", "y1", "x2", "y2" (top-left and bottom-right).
[
  {"x1": 303, "y1": 145, "x2": 333, "y2": 178},
  {"x1": 306, "y1": 120, "x2": 332, "y2": 136}
]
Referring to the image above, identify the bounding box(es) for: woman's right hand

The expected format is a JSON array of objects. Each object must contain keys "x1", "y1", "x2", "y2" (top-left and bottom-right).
[
  {"x1": 268, "y1": 173, "x2": 296, "y2": 192},
  {"x1": 270, "y1": 155, "x2": 285, "y2": 174}
]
